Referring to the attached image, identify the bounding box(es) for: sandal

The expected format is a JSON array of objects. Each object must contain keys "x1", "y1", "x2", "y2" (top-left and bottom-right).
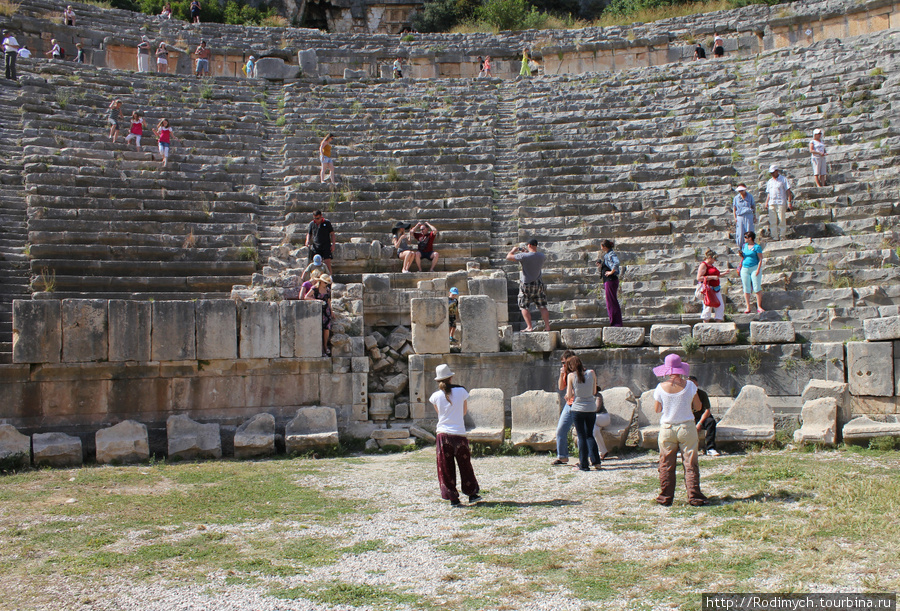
[
  {"x1": 742, "y1": 309, "x2": 752, "y2": 314},
  {"x1": 757, "y1": 308, "x2": 765, "y2": 313},
  {"x1": 550, "y1": 458, "x2": 569, "y2": 466}
]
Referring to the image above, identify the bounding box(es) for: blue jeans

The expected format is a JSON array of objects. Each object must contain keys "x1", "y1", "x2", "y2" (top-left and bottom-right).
[
  {"x1": 556, "y1": 402, "x2": 575, "y2": 459},
  {"x1": 573, "y1": 411, "x2": 601, "y2": 469}
]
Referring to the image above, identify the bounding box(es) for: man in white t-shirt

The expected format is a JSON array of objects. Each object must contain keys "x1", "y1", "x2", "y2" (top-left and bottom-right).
[
  {"x1": 764, "y1": 164, "x2": 793, "y2": 241},
  {"x1": 2, "y1": 30, "x2": 19, "y2": 81},
  {"x1": 17, "y1": 46, "x2": 32, "y2": 59}
]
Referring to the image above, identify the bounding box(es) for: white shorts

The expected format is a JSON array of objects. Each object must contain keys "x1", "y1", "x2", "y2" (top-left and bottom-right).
[
  {"x1": 811, "y1": 156, "x2": 827, "y2": 176},
  {"x1": 157, "y1": 58, "x2": 168, "y2": 65},
  {"x1": 125, "y1": 133, "x2": 141, "y2": 146}
]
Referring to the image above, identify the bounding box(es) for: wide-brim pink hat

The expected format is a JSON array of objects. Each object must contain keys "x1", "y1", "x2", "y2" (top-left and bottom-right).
[{"x1": 653, "y1": 353, "x2": 690, "y2": 377}]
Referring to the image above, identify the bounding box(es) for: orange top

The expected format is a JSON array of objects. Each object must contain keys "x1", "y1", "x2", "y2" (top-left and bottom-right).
[{"x1": 323, "y1": 143, "x2": 332, "y2": 157}]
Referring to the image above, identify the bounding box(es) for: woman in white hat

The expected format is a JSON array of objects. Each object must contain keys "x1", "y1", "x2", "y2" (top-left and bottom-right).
[
  {"x1": 809, "y1": 128, "x2": 827, "y2": 187},
  {"x1": 652, "y1": 354, "x2": 707, "y2": 507},
  {"x1": 732, "y1": 183, "x2": 756, "y2": 251},
  {"x1": 429, "y1": 364, "x2": 481, "y2": 507},
  {"x1": 303, "y1": 273, "x2": 333, "y2": 356}
]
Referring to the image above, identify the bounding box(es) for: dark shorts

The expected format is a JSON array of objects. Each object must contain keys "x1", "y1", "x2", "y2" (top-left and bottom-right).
[
  {"x1": 191, "y1": 9, "x2": 200, "y2": 18},
  {"x1": 518, "y1": 280, "x2": 547, "y2": 309},
  {"x1": 309, "y1": 247, "x2": 332, "y2": 262},
  {"x1": 714, "y1": 46, "x2": 724, "y2": 57},
  {"x1": 420, "y1": 251, "x2": 436, "y2": 261},
  {"x1": 449, "y1": 316, "x2": 457, "y2": 328}
]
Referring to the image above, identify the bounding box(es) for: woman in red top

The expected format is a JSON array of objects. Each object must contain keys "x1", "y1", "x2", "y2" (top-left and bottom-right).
[
  {"x1": 696, "y1": 249, "x2": 730, "y2": 322},
  {"x1": 124, "y1": 111, "x2": 143, "y2": 152},
  {"x1": 153, "y1": 118, "x2": 175, "y2": 168}
]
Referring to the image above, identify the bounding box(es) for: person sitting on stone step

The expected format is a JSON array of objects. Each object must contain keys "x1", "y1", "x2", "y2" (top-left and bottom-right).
[
  {"x1": 17, "y1": 45, "x2": 32, "y2": 60},
  {"x1": 391, "y1": 221, "x2": 419, "y2": 273},
  {"x1": 194, "y1": 40, "x2": 211, "y2": 77},
  {"x1": 303, "y1": 273, "x2": 333, "y2": 357},
  {"x1": 413, "y1": 221, "x2": 440, "y2": 272},
  {"x1": 124, "y1": 111, "x2": 144, "y2": 152},
  {"x1": 306, "y1": 209, "x2": 335, "y2": 274},
  {"x1": 160, "y1": 2, "x2": 172, "y2": 19},
  {"x1": 688, "y1": 376, "x2": 720, "y2": 457},
  {"x1": 693, "y1": 43, "x2": 706, "y2": 60},
  {"x1": 507, "y1": 239, "x2": 550, "y2": 332},
  {"x1": 63, "y1": 5, "x2": 76, "y2": 26},
  {"x1": 107, "y1": 99, "x2": 124, "y2": 143}
]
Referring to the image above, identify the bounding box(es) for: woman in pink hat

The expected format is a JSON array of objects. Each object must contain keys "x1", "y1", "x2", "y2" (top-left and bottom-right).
[{"x1": 652, "y1": 354, "x2": 708, "y2": 507}]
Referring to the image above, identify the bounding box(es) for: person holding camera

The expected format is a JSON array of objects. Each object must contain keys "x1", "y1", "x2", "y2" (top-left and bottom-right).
[
  {"x1": 597, "y1": 239, "x2": 622, "y2": 327},
  {"x1": 506, "y1": 239, "x2": 550, "y2": 332}
]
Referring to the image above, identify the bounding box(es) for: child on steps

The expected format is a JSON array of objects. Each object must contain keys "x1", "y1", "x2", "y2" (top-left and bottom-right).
[
  {"x1": 123, "y1": 111, "x2": 143, "y2": 152},
  {"x1": 153, "y1": 118, "x2": 175, "y2": 168}
]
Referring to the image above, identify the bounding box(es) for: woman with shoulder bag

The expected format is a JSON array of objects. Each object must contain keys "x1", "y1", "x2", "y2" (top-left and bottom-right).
[{"x1": 565, "y1": 355, "x2": 602, "y2": 471}]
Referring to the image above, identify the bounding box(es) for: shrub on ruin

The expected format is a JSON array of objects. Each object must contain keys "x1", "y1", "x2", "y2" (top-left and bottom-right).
[
  {"x1": 411, "y1": 0, "x2": 466, "y2": 32},
  {"x1": 474, "y1": 0, "x2": 548, "y2": 30}
]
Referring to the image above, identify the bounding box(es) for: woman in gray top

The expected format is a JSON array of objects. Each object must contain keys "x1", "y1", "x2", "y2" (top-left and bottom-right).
[{"x1": 564, "y1": 355, "x2": 602, "y2": 471}]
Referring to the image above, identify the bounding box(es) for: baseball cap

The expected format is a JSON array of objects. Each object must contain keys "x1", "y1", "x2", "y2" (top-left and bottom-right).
[
  {"x1": 768, "y1": 164, "x2": 778, "y2": 173},
  {"x1": 813, "y1": 128, "x2": 823, "y2": 135},
  {"x1": 449, "y1": 287, "x2": 459, "y2": 295},
  {"x1": 527, "y1": 239, "x2": 538, "y2": 247},
  {"x1": 313, "y1": 254, "x2": 323, "y2": 265}
]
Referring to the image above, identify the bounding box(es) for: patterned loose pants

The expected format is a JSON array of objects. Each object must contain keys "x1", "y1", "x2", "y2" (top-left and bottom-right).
[{"x1": 436, "y1": 433, "x2": 479, "y2": 503}]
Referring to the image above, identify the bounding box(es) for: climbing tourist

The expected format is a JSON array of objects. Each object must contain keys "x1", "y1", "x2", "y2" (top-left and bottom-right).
[
  {"x1": 303, "y1": 273, "x2": 333, "y2": 356},
  {"x1": 17, "y1": 45, "x2": 31, "y2": 59},
  {"x1": 565, "y1": 356, "x2": 602, "y2": 472},
  {"x1": 2, "y1": 30, "x2": 18, "y2": 81},
  {"x1": 63, "y1": 5, "x2": 76, "y2": 26},
  {"x1": 740, "y1": 231, "x2": 764, "y2": 314},
  {"x1": 476, "y1": 56, "x2": 484, "y2": 77},
  {"x1": 190, "y1": 0, "x2": 202, "y2": 23},
  {"x1": 244, "y1": 55, "x2": 256, "y2": 78},
  {"x1": 506, "y1": 239, "x2": 551, "y2": 332},
  {"x1": 295, "y1": 268, "x2": 321, "y2": 300},
  {"x1": 713, "y1": 34, "x2": 725, "y2": 58},
  {"x1": 551, "y1": 350, "x2": 577, "y2": 466},
  {"x1": 597, "y1": 239, "x2": 622, "y2": 327},
  {"x1": 693, "y1": 43, "x2": 706, "y2": 60},
  {"x1": 391, "y1": 221, "x2": 419, "y2": 273},
  {"x1": 74, "y1": 42, "x2": 85, "y2": 63},
  {"x1": 482, "y1": 55, "x2": 492, "y2": 77},
  {"x1": 160, "y1": 2, "x2": 172, "y2": 18},
  {"x1": 156, "y1": 42, "x2": 170, "y2": 73},
  {"x1": 153, "y1": 118, "x2": 175, "y2": 167},
  {"x1": 392, "y1": 57, "x2": 402, "y2": 78},
  {"x1": 688, "y1": 376, "x2": 720, "y2": 457},
  {"x1": 319, "y1": 134, "x2": 336, "y2": 184},
  {"x1": 46, "y1": 39, "x2": 63, "y2": 60},
  {"x1": 520, "y1": 48, "x2": 531, "y2": 77},
  {"x1": 124, "y1": 111, "x2": 144, "y2": 152},
  {"x1": 732, "y1": 184, "x2": 756, "y2": 250},
  {"x1": 413, "y1": 221, "x2": 440, "y2": 272},
  {"x1": 652, "y1": 354, "x2": 708, "y2": 507},
  {"x1": 306, "y1": 210, "x2": 335, "y2": 274},
  {"x1": 429, "y1": 364, "x2": 482, "y2": 508},
  {"x1": 107, "y1": 99, "x2": 124, "y2": 143},
  {"x1": 810, "y1": 128, "x2": 827, "y2": 187},
  {"x1": 696, "y1": 249, "x2": 729, "y2": 323},
  {"x1": 194, "y1": 40, "x2": 211, "y2": 77},
  {"x1": 301, "y1": 254, "x2": 328, "y2": 282},
  {"x1": 448, "y1": 287, "x2": 459, "y2": 344},
  {"x1": 137, "y1": 36, "x2": 151, "y2": 72},
  {"x1": 764, "y1": 164, "x2": 793, "y2": 241}
]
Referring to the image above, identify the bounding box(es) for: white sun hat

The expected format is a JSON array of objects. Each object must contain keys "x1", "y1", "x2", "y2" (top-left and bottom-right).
[{"x1": 434, "y1": 364, "x2": 455, "y2": 381}]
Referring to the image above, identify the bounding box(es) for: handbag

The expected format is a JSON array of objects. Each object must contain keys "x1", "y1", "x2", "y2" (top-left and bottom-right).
[{"x1": 702, "y1": 284, "x2": 721, "y2": 308}]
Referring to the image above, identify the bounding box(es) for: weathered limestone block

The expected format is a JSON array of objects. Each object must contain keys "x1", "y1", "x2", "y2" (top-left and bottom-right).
[
  {"x1": 467, "y1": 278, "x2": 508, "y2": 324},
  {"x1": 62, "y1": 299, "x2": 108, "y2": 362},
  {"x1": 387, "y1": 326, "x2": 411, "y2": 352},
  {"x1": 808, "y1": 342, "x2": 846, "y2": 383},
  {"x1": 297, "y1": 49, "x2": 318, "y2": 76},
  {"x1": 167, "y1": 415, "x2": 222, "y2": 460},
  {"x1": 750, "y1": 321, "x2": 795, "y2": 344},
  {"x1": 0, "y1": 424, "x2": 30, "y2": 469},
  {"x1": 196, "y1": 300, "x2": 237, "y2": 360},
  {"x1": 842, "y1": 416, "x2": 900, "y2": 442},
  {"x1": 717, "y1": 385, "x2": 775, "y2": 442},
  {"x1": 95, "y1": 420, "x2": 149, "y2": 464},
  {"x1": 109, "y1": 300, "x2": 151, "y2": 362},
  {"x1": 464, "y1": 388, "x2": 505, "y2": 445},
  {"x1": 383, "y1": 373, "x2": 409, "y2": 395},
  {"x1": 510, "y1": 390, "x2": 558, "y2": 450},
  {"x1": 459, "y1": 295, "x2": 499, "y2": 353},
  {"x1": 369, "y1": 392, "x2": 393, "y2": 420},
  {"x1": 603, "y1": 326, "x2": 645, "y2": 346},
  {"x1": 409, "y1": 425, "x2": 436, "y2": 443},
  {"x1": 636, "y1": 389, "x2": 661, "y2": 449},
  {"x1": 446, "y1": 270, "x2": 469, "y2": 295},
  {"x1": 801, "y1": 379, "x2": 850, "y2": 424},
  {"x1": 343, "y1": 68, "x2": 368, "y2": 79},
  {"x1": 560, "y1": 328, "x2": 602, "y2": 349},
  {"x1": 234, "y1": 413, "x2": 275, "y2": 459},
  {"x1": 280, "y1": 300, "x2": 322, "y2": 358},
  {"x1": 793, "y1": 398, "x2": 838, "y2": 445},
  {"x1": 863, "y1": 315, "x2": 900, "y2": 341},
  {"x1": 394, "y1": 402, "x2": 410, "y2": 418},
  {"x1": 847, "y1": 341, "x2": 893, "y2": 397},
  {"x1": 255, "y1": 57, "x2": 300, "y2": 80},
  {"x1": 152, "y1": 302, "x2": 196, "y2": 361},
  {"x1": 240, "y1": 302, "x2": 280, "y2": 359},
  {"x1": 600, "y1": 387, "x2": 637, "y2": 451},
  {"x1": 410, "y1": 298, "x2": 449, "y2": 355},
  {"x1": 513, "y1": 331, "x2": 558, "y2": 352},
  {"x1": 285, "y1": 407, "x2": 339, "y2": 453},
  {"x1": 32, "y1": 432, "x2": 83, "y2": 467},
  {"x1": 13, "y1": 300, "x2": 61, "y2": 363},
  {"x1": 692, "y1": 322, "x2": 738, "y2": 346},
  {"x1": 649, "y1": 324, "x2": 691, "y2": 346},
  {"x1": 370, "y1": 428, "x2": 409, "y2": 440}
]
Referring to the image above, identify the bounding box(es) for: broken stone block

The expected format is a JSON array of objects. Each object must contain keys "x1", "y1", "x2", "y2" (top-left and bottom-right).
[
  {"x1": 13, "y1": 300, "x2": 61, "y2": 363},
  {"x1": 234, "y1": 413, "x2": 276, "y2": 459},
  {"x1": 717, "y1": 385, "x2": 775, "y2": 443},
  {"x1": 95, "y1": 420, "x2": 149, "y2": 464},
  {"x1": 464, "y1": 388, "x2": 505, "y2": 445},
  {"x1": 383, "y1": 373, "x2": 409, "y2": 395},
  {"x1": 195, "y1": 300, "x2": 237, "y2": 360},
  {"x1": 33, "y1": 432, "x2": 83, "y2": 467},
  {"x1": 409, "y1": 425, "x2": 436, "y2": 443},
  {"x1": 847, "y1": 342, "x2": 893, "y2": 397},
  {"x1": 369, "y1": 393, "x2": 393, "y2": 420},
  {"x1": 410, "y1": 298, "x2": 449, "y2": 355},
  {"x1": 750, "y1": 321, "x2": 795, "y2": 344},
  {"x1": 61, "y1": 299, "x2": 108, "y2": 363},
  {"x1": 793, "y1": 398, "x2": 838, "y2": 445},
  {"x1": 863, "y1": 315, "x2": 900, "y2": 341},
  {"x1": 0, "y1": 424, "x2": 31, "y2": 469},
  {"x1": 108, "y1": 300, "x2": 151, "y2": 362},
  {"x1": 600, "y1": 387, "x2": 637, "y2": 451},
  {"x1": 801, "y1": 379, "x2": 850, "y2": 424},
  {"x1": 167, "y1": 415, "x2": 222, "y2": 460},
  {"x1": 842, "y1": 416, "x2": 900, "y2": 443},
  {"x1": 280, "y1": 300, "x2": 322, "y2": 358},
  {"x1": 560, "y1": 328, "x2": 602, "y2": 349},
  {"x1": 371, "y1": 428, "x2": 409, "y2": 440},
  {"x1": 285, "y1": 407, "x2": 339, "y2": 454},
  {"x1": 510, "y1": 390, "x2": 558, "y2": 450},
  {"x1": 602, "y1": 326, "x2": 645, "y2": 346},
  {"x1": 364, "y1": 438, "x2": 379, "y2": 451},
  {"x1": 636, "y1": 389, "x2": 661, "y2": 449},
  {"x1": 692, "y1": 322, "x2": 738, "y2": 345},
  {"x1": 240, "y1": 302, "x2": 280, "y2": 359},
  {"x1": 255, "y1": 56, "x2": 300, "y2": 80},
  {"x1": 649, "y1": 324, "x2": 691, "y2": 347},
  {"x1": 513, "y1": 331, "x2": 558, "y2": 353},
  {"x1": 394, "y1": 402, "x2": 410, "y2": 418},
  {"x1": 459, "y1": 295, "x2": 499, "y2": 353},
  {"x1": 467, "y1": 278, "x2": 508, "y2": 324},
  {"x1": 387, "y1": 326, "x2": 411, "y2": 352}
]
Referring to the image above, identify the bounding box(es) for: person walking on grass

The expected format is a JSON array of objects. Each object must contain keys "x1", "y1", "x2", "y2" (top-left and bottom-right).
[
  {"x1": 507, "y1": 239, "x2": 550, "y2": 332},
  {"x1": 107, "y1": 99, "x2": 124, "y2": 143},
  {"x1": 564, "y1": 355, "x2": 602, "y2": 472},
  {"x1": 740, "y1": 230, "x2": 764, "y2": 314},
  {"x1": 124, "y1": 110, "x2": 144, "y2": 152},
  {"x1": 2, "y1": 30, "x2": 19, "y2": 81},
  {"x1": 430, "y1": 364, "x2": 482, "y2": 508},
  {"x1": 319, "y1": 133, "x2": 336, "y2": 184},
  {"x1": 153, "y1": 118, "x2": 175, "y2": 167},
  {"x1": 652, "y1": 354, "x2": 708, "y2": 507}
]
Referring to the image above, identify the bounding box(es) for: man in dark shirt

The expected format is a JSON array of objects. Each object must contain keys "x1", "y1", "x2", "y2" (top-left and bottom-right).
[
  {"x1": 306, "y1": 209, "x2": 335, "y2": 274},
  {"x1": 688, "y1": 376, "x2": 719, "y2": 456},
  {"x1": 506, "y1": 238, "x2": 550, "y2": 332},
  {"x1": 413, "y1": 221, "x2": 440, "y2": 272}
]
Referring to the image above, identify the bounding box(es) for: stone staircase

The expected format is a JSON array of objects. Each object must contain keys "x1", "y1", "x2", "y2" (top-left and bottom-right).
[{"x1": 256, "y1": 86, "x2": 288, "y2": 263}]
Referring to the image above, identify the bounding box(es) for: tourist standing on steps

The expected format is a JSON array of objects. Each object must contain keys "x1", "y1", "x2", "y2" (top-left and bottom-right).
[
  {"x1": 75, "y1": 43, "x2": 85, "y2": 63},
  {"x1": 391, "y1": 221, "x2": 419, "y2": 273},
  {"x1": 696, "y1": 249, "x2": 730, "y2": 323},
  {"x1": 652, "y1": 354, "x2": 708, "y2": 507},
  {"x1": 137, "y1": 36, "x2": 151, "y2": 72},
  {"x1": 713, "y1": 34, "x2": 724, "y2": 58},
  {"x1": 764, "y1": 164, "x2": 792, "y2": 241},
  {"x1": 430, "y1": 364, "x2": 482, "y2": 508},
  {"x1": 244, "y1": 55, "x2": 256, "y2": 78},
  {"x1": 482, "y1": 55, "x2": 492, "y2": 77},
  {"x1": 693, "y1": 43, "x2": 706, "y2": 60},
  {"x1": 598, "y1": 239, "x2": 622, "y2": 327},
  {"x1": 476, "y1": 56, "x2": 484, "y2": 77},
  {"x1": 551, "y1": 350, "x2": 576, "y2": 466},
  {"x1": 448, "y1": 287, "x2": 459, "y2": 344},
  {"x1": 392, "y1": 57, "x2": 403, "y2": 78},
  {"x1": 107, "y1": 99, "x2": 124, "y2": 143},
  {"x1": 2, "y1": 30, "x2": 19, "y2": 81},
  {"x1": 156, "y1": 42, "x2": 170, "y2": 73},
  {"x1": 306, "y1": 210, "x2": 335, "y2": 274},
  {"x1": 732, "y1": 183, "x2": 756, "y2": 250},
  {"x1": 319, "y1": 134, "x2": 336, "y2": 184},
  {"x1": 63, "y1": 5, "x2": 76, "y2": 26},
  {"x1": 413, "y1": 221, "x2": 440, "y2": 272},
  {"x1": 506, "y1": 239, "x2": 550, "y2": 332},
  {"x1": 153, "y1": 118, "x2": 175, "y2": 167},
  {"x1": 740, "y1": 231, "x2": 764, "y2": 314},
  {"x1": 194, "y1": 41, "x2": 211, "y2": 77},
  {"x1": 46, "y1": 39, "x2": 62, "y2": 60},
  {"x1": 190, "y1": 0, "x2": 202, "y2": 23},
  {"x1": 520, "y1": 48, "x2": 531, "y2": 77},
  {"x1": 688, "y1": 376, "x2": 720, "y2": 457},
  {"x1": 810, "y1": 128, "x2": 827, "y2": 187},
  {"x1": 303, "y1": 273, "x2": 333, "y2": 356},
  {"x1": 124, "y1": 111, "x2": 143, "y2": 152},
  {"x1": 565, "y1": 355, "x2": 602, "y2": 471},
  {"x1": 17, "y1": 45, "x2": 32, "y2": 60}
]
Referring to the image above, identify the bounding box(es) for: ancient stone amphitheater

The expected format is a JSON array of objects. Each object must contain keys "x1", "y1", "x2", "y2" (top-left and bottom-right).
[{"x1": 1, "y1": 0, "x2": 900, "y2": 462}]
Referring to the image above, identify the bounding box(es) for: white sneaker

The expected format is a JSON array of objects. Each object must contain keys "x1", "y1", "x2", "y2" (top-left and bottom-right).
[{"x1": 707, "y1": 449, "x2": 721, "y2": 457}]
